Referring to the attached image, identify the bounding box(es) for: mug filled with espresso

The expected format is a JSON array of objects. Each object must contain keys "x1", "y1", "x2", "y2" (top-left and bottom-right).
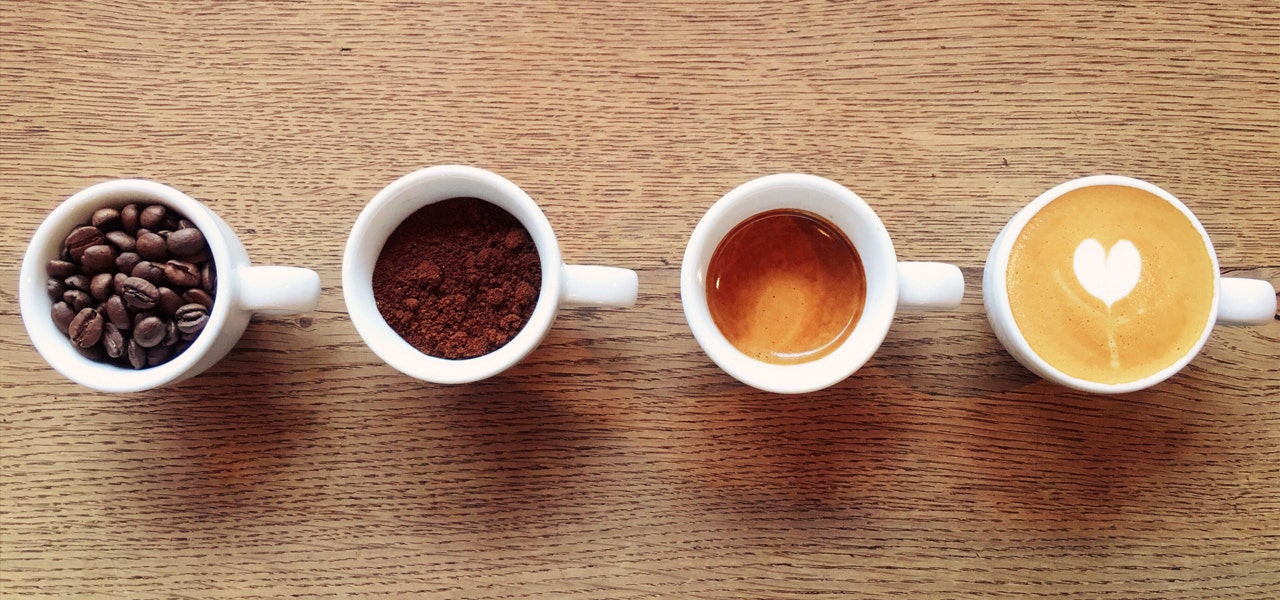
[
  {"x1": 342, "y1": 165, "x2": 639, "y2": 384},
  {"x1": 19, "y1": 179, "x2": 322, "y2": 392},
  {"x1": 983, "y1": 175, "x2": 1277, "y2": 394},
  {"x1": 681, "y1": 174, "x2": 965, "y2": 394}
]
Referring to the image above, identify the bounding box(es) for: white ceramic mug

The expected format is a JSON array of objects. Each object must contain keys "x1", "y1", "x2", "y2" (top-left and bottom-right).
[
  {"x1": 19, "y1": 179, "x2": 322, "y2": 393},
  {"x1": 681, "y1": 174, "x2": 965, "y2": 394},
  {"x1": 983, "y1": 175, "x2": 1277, "y2": 394},
  {"x1": 342, "y1": 165, "x2": 639, "y2": 384}
]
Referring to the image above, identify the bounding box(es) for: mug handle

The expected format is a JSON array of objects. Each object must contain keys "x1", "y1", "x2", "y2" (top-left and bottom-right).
[
  {"x1": 560, "y1": 265, "x2": 639, "y2": 308},
  {"x1": 235, "y1": 266, "x2": 322, "y2": 315},
  {"x1": 898, "y1": 262, "x2": 965, "y2": 310},
  {"x1": 1217, "y1": 278, "x2": 1277, "y2": 326}
]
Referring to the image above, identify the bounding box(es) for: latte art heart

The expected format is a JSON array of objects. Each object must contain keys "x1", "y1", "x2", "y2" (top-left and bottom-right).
[
  {"x1": 1073, "y1": 238, "x2": 1141, "y2": 308},
  {"x1": 1006, "y1": 184, "x2": 1217, "y2": 385}
]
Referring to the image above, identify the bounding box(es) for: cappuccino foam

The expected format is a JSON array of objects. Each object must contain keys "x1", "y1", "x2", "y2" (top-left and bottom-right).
[{"x1": 1006, "y1": 185, "x2": 1215, "y2": 385}]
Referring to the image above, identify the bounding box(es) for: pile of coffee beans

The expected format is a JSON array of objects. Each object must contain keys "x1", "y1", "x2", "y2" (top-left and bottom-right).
[{"x1": 47, "y1": 203, "x2": 216, "y2": 368}]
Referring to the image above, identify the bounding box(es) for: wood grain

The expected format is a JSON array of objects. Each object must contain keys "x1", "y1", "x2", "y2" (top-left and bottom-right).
[{"x1": 2, "y1": 1, "x2": 1278, "y2": 598}]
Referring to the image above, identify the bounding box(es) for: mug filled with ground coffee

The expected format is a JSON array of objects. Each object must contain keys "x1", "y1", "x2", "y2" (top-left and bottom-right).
[
  {"x1": 984, "y1": 175, "x2": 1277, "y2": 393},
  {"x1": 681, "y1": 174, "x2": 965, "y2": 394},
  {"x1": 343, "y1": 165, "x2": 639, "y2": 384},
  {"x1": 19, "y1": 179, "x2": 322, "y2": 392}
]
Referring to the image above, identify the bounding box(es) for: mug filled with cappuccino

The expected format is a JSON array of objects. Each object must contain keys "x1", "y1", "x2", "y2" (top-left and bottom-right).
[
  {"x1": 681, "y1": 174, "x2": 965, "y2": 394},
  {"x1": 984, "y1": 175, "x2": 1276, "y2": 393}
]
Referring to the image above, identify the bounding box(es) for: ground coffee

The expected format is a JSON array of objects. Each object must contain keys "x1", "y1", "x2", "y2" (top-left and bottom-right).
[{"x1": 372, "y1": 197, "x2": 541, "y2": 359}]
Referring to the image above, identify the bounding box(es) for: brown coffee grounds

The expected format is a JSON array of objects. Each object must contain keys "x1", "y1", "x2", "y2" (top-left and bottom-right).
[{"x1": 372, "y1": 197, "x2": 541, "y2": 359}]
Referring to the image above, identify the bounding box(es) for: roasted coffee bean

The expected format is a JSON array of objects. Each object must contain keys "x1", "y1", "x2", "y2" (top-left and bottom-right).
[
  {"x1": 121, "y1": 276, "x2": 160, "y2": 310},
  {"x1": 104, "y1": 295, "x2": 131, "y2": 330},
  {"x1": 47, "y1": 277, "x2": 68, "y2": 300},
  {"x1": 183, "y1": 288, "x2": 214, "y2": 310},
  {"x1": 130, "y1": 260, "x2": 166, "y2": 285},
  {"x1": 102, "y1": 322, "x2": 126, "y2": 358},
  {"x1": 161, "y1": 319, "x2": 179, "y2": 347},
  {"x1": 113, "y1": 272, "x2": 129, "y2": 296},
  {"x1": 157, "y1": 287, "x2": 184, "y2": 316},
  {"x1": 115, "y1": 251, "x2": 142, "y2": 274},
  {"x1": 120, "y1": 203, "x2": 140, "y2": 234},
  {"x1": 174, "y1": 339, "x2": 194, "y2": 354},
  {"x1": 164, "y1": 260, "x2": 201, "y2": 288},
  {"x1": 146, "y1": 344, "x2": 172, "y2": 367},
  {"x1": 178, "y1": 219, "x2": 195, "y2": 230},
  {"x1": 133, "y1": 315, "x2": 166, "y2": 348},
  {"x1": 140, "y1": 204, "x2": 167, "y2": 230},
  {"x1": 64, "y1": 273, "x2": 90, "y2": 291},
  {"x1": 105, "y1": 230, "x2": 136, "y2": 252},
  {"x1": 182, "y1": 247, "x2": 211, "y2": 265},
  {"x1": 47, "y1": 259, "x2": 78, "y2": 278},
  {"x1": 51, "y1": 301, "x2": 75, "y2": 334},
  {"x1": 81, "y1": 244, "x2": 118, "y2": 274},
  {"x1": 64, "y1": 289, "x2": 93, "y2": 312},
  {"x1": 136, "y1": 232, "x2": 168, "y2": 261},
  {"x1": 91, "y1": 207, "x2": 121, "y2": 230},
  {"x1": 166, "y1": 227, "x2": 205, "y2": 256},
  {"x1": 68, "y1": 307, "x2": 104, "y2": 348},
  {"x1": 127, "y1": 339, "x2": 147, "y2": 369},
  {"x1": 175, "y1": 303, "x2": 210, "y2": 334},
  {"x1": 201, "y1": 261, "x2": 217, "y2": 293},
  {"x1": 64, "y1": 225, "x2": 104, "y2": 262},
  {"x1": 132, "y1": 309, "x2": 157, "y2": 326},
  {"x1": 90, "y1": 272, "x2": 115, "y2": 301},
  {"x1": 76, "y1": 343, "x2": 106, "y2": 361}
]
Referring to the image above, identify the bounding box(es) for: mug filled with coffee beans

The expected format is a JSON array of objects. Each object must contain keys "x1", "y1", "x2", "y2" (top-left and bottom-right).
[
  {"x1": 984, "y1": 175, "x2": 1277, "y2": 394},
  {"x1": 343, "y1": 165, "x2": 639, "y2": 384},
  {"x1": 681, "y1": 174, "x2": 965, "y2": 394},
  {"x1": 19, "y1": 179, "x2": 322, "y2": 392}
]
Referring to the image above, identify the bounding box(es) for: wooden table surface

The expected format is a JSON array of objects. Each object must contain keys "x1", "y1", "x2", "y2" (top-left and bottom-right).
[{"x1": 2, "y1": 1, "x2": 1278, "y2": 598}]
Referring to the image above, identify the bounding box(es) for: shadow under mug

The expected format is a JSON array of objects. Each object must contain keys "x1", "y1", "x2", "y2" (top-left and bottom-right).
[
  {"x1": 342, "y1": 165, "x2": 639, "y2": 384},
  {"x1": 983, "y1": 175, "x2": 1277, "y2": 394},
  {"x1": 681, "y1": 173, "x2": 965, "y2": 394},
  {"x1": 19, "y1": 179, "x2": 322, "y2": 392}
]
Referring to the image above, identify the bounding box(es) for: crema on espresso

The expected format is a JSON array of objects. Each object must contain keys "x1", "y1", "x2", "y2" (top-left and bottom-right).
[
  {"x1": 1006, "y1": 185, "x2": 1216, "y2": 385},
  {"x1": 706, "y1": 209, "x2": 866, "y2": 365}
]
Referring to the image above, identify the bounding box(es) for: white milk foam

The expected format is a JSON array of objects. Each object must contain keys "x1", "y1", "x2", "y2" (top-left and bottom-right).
[{"x1": 1073, "y1": 238, "x2": 1141, "y2": 309}]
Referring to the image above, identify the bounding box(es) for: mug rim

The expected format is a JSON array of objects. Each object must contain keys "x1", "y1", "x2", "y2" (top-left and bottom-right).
[
  {"x1": 19, "y1": 179, "x2": 237, "y2": 392},
  {"x1": 341, "y1": 165, "x2": 562, "y2": 384},
  {"x1": 985, "y1": 174, "x2": 1222, "y2": 394},
  {"x1": 680, "y1": 173, "x2": 899, "y2": 394}
]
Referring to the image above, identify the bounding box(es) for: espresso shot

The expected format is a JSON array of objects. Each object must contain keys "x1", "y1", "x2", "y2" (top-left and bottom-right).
[
  {"x1": 706, "y1": 209, "x2": 866, "y2": 365},
  {"x1": 372, "y1": 197, "x2": 541, "y2": 360},
  {"x1": 46, "y1": 202, "x2": 216, "y2": 369}
]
